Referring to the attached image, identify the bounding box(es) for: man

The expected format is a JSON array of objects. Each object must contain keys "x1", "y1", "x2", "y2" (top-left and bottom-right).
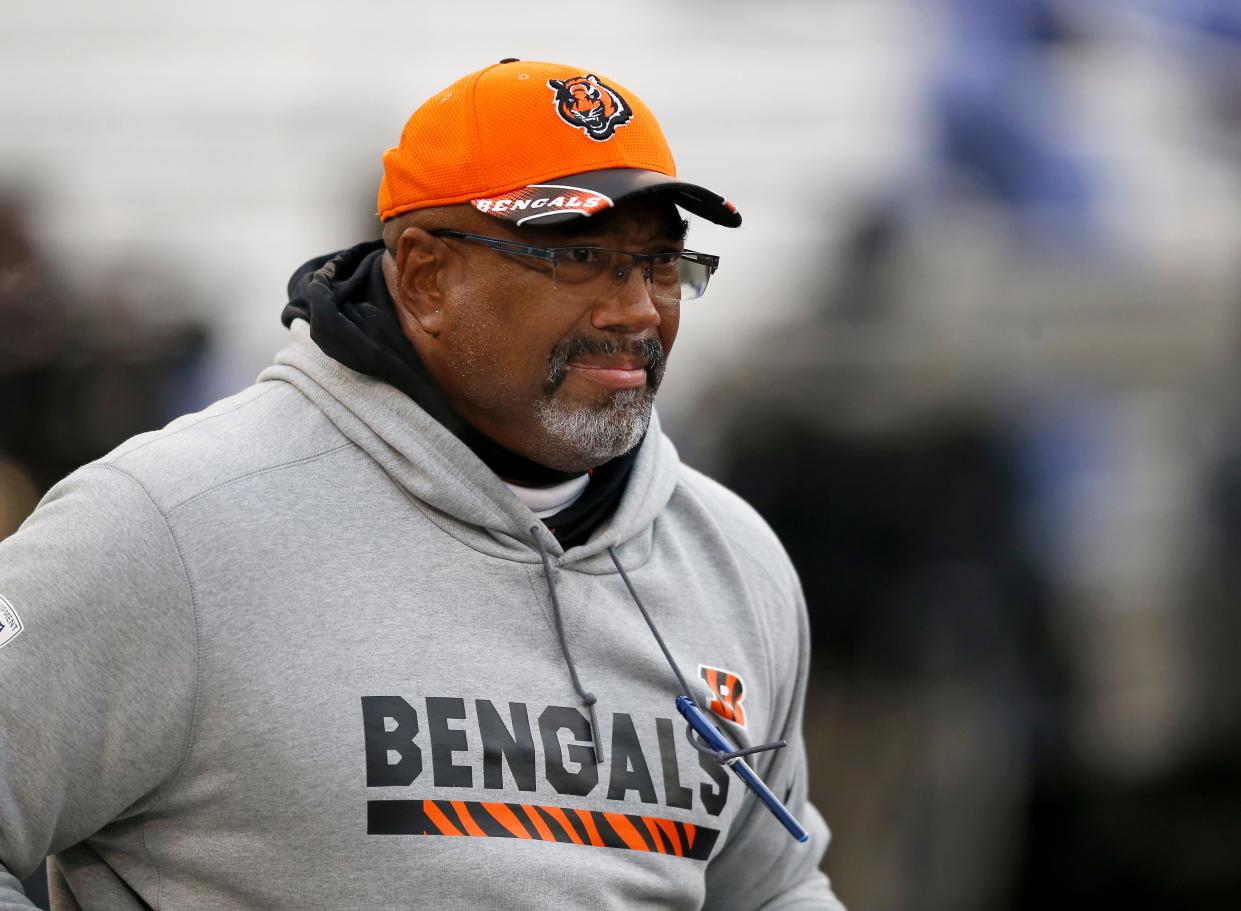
[{"x1": 0, "y1": 60, "x2": 844, "y2": 909}]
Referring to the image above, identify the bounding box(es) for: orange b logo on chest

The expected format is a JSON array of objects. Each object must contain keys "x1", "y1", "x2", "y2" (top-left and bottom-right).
[{"x1": 699, "y1": 665, "x2": 746, "y2": 728}]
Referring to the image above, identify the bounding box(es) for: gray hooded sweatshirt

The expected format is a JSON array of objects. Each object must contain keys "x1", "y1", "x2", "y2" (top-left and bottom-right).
[{"x1": 0, "y1": 320, "x2": 842, "y2": 909}]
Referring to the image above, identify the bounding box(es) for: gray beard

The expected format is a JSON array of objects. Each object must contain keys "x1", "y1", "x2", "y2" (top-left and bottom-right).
[
  {"x1": 533, "y1": 334, "x2": 665, "y2": 466},
  {"x1": 534, "y1": 386, "x2": 654, "y2": 465}
]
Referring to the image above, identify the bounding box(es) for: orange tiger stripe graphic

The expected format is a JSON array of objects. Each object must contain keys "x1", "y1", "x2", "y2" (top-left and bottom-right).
[
  {"x1": 451, "y1": 800, "x2": 487, "y2": 837},
  {"x1": 422, "y1": 800, "x2": 463, "y2": 836},
  {"x1": 520, "y1": 803, "x2": 557, "y2": 842},
  {"x1": 482, "y1": 801, "x2": 533, "y2": 839},
  {"x1": 542, "y1": 805, "x2": 585, "y2": 846},
  {"x1": 575, "y1": 806, "x2": 605, "y2": 848},
  {"x1": 642, "y1": 815, "x2": 668, "y2": 854},
  {"x1": 368, "y1": 799, "x2": 720, "y2": 861},
  {"x1": 603, "y1": 812, "x2": 649, "y2": 853},
  {"x1": 657, "y1": 816, "x2": 683, "y2": 856}
]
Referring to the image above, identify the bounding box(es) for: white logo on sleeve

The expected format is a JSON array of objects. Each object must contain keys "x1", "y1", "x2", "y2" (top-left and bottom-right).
[{"x1": 0, "y1": 595, "x2": 24, "y2": 649}]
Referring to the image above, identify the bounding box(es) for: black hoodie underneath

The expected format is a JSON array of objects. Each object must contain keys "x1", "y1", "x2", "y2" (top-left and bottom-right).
[{"x1": 280, "y1": 240, "x2": 638, "y2": 548}]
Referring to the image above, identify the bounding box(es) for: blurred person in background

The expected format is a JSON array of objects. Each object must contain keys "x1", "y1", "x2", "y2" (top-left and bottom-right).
[
  {"x1": 0, "y1": 190, "x2": 212, "y2": 514},
  {"x1": 0, "y1": 190, "x2": 78, "y2": 529}
]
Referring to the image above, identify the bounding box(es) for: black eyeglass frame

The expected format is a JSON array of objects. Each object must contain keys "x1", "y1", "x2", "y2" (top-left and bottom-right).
[{"x1": 428, "y1": 229, "x2": 721, "y2": 300}]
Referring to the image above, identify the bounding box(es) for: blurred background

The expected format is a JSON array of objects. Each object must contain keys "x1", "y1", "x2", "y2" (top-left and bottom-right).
[{"x1": 4, "y1": 0, "x2": 1241, "y2": 907}]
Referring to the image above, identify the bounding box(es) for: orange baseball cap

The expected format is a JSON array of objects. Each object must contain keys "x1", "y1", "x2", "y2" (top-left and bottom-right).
[{"x1": 378, "y1": 59, "x2": 741, "y2": 229}]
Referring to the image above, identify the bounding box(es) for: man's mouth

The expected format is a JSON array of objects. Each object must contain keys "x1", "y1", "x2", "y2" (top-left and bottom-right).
[
  {"x1": 565, "y1": 354, "x2": 648, "y2": 390},
  {"x1": 544, "y1": 336, "x2": 665, "y2": 396}
]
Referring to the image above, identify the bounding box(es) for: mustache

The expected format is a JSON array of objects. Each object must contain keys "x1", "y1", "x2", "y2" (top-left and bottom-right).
[{"x1": 543, "y1": 335, "x2": 667, "y2": 395}]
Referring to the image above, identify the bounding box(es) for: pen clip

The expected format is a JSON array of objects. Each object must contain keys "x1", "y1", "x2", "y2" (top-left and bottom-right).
[{"x1": 684, "y1": 723, "x2": 787, "y2": 765}]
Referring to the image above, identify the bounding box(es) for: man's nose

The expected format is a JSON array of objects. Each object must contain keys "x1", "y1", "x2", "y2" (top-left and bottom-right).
[{"x1": 591, "y1": 262, "x2": 663, "y2": 332}]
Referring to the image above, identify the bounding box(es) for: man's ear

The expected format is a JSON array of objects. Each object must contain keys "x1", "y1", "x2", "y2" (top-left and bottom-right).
[{"x1": 391, "y1": 226, "x2": 447, "y2": 336}]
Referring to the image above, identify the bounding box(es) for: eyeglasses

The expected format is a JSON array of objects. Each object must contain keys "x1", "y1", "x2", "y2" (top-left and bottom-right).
[{"x1": 429, "y1": 230, "x2": 720, "y2": 303}]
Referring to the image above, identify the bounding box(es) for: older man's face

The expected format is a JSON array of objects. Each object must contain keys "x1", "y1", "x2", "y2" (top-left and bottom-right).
[{"x1": 409, "y1": 197, "x2": 686, "y2": 473}]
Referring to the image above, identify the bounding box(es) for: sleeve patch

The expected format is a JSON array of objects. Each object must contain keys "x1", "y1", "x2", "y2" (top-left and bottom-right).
[{"x1": 0, "y1": 594, "x2": 24, "y2": 649}]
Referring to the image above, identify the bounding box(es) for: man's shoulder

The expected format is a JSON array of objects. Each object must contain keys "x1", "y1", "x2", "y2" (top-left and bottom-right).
[
  {"x1": 672, "y1": 463, "x2": 797, "y2": 591},
  {"x1": 96, "y1": 379, "x2": 349, "y2": 514}
]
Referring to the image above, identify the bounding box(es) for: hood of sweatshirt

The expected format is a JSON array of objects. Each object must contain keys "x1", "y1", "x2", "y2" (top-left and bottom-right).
[{"x1": 259, "y1": 306, "x2": 680, "y2": 574}]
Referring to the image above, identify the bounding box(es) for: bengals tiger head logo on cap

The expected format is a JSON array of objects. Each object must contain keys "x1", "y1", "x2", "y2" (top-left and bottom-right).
[{"x1": 548, "y1": 74, "x2": 633, "y2": 142}]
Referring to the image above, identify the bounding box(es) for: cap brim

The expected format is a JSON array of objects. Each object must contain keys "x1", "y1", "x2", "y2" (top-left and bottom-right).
[{"x1": 469, "y1": 168, "x2": 742, "y2": 228}]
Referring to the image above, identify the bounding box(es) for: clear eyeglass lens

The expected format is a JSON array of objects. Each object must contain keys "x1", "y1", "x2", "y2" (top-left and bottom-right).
[
  {"x1": 677, "y1": 258, "x2": 711, "y2": 301},
  {"x1": 552, "y1": 249, "x2": 709, "y2": 302}
]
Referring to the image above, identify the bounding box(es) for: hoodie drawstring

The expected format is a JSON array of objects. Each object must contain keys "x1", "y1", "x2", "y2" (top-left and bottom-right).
[
  {"x1": 606, "y1": 546, "x2": 696, "y2": 697},
  {"x1": 532, "y1": 528, "x2": 605, "y2": 765}
]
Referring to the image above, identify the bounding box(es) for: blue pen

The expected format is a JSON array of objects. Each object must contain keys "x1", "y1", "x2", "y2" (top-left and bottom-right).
[{"x1": 676, "y1": 695, "x2": 810, "y2": 843}]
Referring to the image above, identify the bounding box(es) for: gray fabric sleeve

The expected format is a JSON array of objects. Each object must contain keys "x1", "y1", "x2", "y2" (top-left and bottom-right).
[
  {"x1": 702, "y1": 580, "x2": 846, "y2": 911},
  {"x1": 0, "y1": 465, "x2": 197, "y2": 902},
  {"x1": 0, "y1": 868, "x2": 36, "y2": 910}
]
